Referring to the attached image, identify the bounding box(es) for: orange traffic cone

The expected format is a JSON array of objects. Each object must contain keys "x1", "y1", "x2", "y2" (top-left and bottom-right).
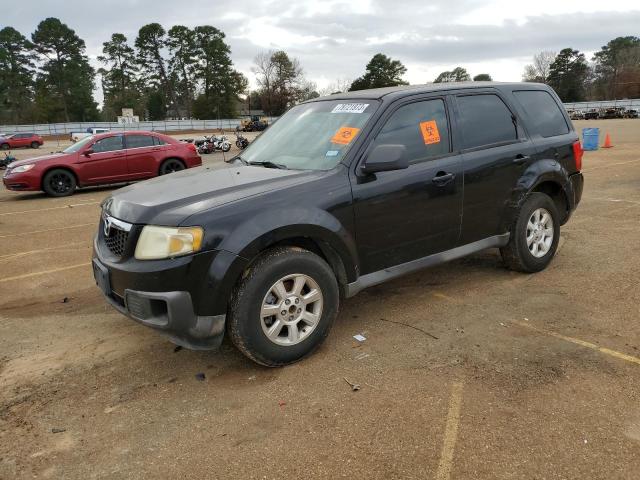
[{"x1": 602, "y1": 133, "x2": 613, "y2": 148}]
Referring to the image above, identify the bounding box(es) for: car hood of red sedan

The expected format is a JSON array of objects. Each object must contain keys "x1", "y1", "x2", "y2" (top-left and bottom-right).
[{"x1": 9, "y1": 152, "x2": 70, "y2": 168}]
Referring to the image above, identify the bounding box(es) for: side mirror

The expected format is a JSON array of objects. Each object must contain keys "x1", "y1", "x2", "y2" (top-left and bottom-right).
[
  {"x1": 360, "y1": 144, "x2": 408, "y2": 174},
  {"x1": 84, "y1": 148, "x2": 94, "y2": 156}
]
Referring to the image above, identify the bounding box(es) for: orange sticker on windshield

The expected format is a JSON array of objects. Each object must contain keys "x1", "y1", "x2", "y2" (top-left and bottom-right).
[
  {"x1": 419, "y1": 120, "x2": 441, "y2": 145},
  {"x1": 331, "y1": 126, "x2": 360, "y2": 145}
]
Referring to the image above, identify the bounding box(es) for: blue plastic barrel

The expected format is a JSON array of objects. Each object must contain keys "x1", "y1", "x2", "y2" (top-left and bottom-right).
[{"x1": 582, "y1": 128, "x2": 599, "y2": 151}]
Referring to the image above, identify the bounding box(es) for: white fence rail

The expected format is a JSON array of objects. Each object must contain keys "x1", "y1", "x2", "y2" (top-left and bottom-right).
[
  {"x1": 1, "y1": 99, "x2": 637, "y2": 136},
  {"x1": 563, "y1": 99, "x2": 640, "y2": 111},
  {"x1": 0, "y1": 118, "x2": 277, "y2": 137}
]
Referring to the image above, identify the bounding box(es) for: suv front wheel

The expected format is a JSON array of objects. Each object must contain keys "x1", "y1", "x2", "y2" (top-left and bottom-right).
[
  {"x1": 501, "y1": 192, "x2": 560, "y2": 273},
  {"x1": 228, "y1": 247, "x2": 339, "y2": 366}
]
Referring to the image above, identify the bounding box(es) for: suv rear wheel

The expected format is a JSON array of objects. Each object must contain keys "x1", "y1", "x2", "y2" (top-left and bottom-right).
[
  {"x1": 31, "y1": 141, "x2": 40, "y2": 149},
  {"x1": 227, "y1": 247, "x2": 339, "y2": 366},
  {"x1": 501, "y1": 192, "x2": 560, "y2": 273}
]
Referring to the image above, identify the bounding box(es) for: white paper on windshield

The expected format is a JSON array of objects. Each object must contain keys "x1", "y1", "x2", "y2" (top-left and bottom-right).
[{"x1": 331, "y1": 103, "x2": 369, "y2": 114}]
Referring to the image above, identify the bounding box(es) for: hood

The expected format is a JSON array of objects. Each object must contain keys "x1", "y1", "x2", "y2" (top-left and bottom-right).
[
  {"x1": 9, "y1": 152, "x2": 69, "y2": 168},
  {"x1": 103, "y1": 162, "x2": 322, "y2": 225}
]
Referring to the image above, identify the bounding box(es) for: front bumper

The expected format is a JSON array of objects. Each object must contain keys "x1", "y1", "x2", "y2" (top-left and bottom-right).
[
  {"x1": 2, "y1": 169, "x2": 41, "y2": 191},
  {"x1": 92, "y1": 257, "x2": 226, "y2": 350}
]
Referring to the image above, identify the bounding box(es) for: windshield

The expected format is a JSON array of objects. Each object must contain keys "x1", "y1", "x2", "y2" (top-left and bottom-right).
[
  {"x1": 63, "y1": 135, "x2": 94, "y2": 153},
  {"x1": 240, "y1": 99, "x2": 378, "y2": 170}
]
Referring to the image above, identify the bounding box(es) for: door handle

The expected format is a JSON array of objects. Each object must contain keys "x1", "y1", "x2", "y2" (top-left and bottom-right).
[
  {"x1": 513, "y1": 154, "x2": 530, "y2": 164},
  {"x1": 432, "y1": 171, "x2": 455, "y2": 186}
]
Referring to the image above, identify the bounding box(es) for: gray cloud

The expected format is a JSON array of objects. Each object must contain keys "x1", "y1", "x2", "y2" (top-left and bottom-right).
[{"x1": 4, "y1": 1, "x2": 639, "y2": 92}]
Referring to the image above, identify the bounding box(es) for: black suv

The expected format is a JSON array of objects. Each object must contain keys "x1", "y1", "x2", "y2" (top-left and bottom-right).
[{"x1": 93, "y1": 82, "x2": 584, "y2": 366}]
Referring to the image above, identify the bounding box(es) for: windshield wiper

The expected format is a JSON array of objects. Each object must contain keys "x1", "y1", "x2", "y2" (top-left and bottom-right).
[
  {"x1": 248, "y1": 161, "x2": 288, "y2": 170},
  {"x1": 226, "y1": 155, "x2": 248, "y2": 165}
]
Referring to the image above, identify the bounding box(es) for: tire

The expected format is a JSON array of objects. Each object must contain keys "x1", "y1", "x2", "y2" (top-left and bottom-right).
[
  {"x1": 43, "y1": 169, "x2": 77, "y2": 197},
  {"x1": 222, "y1": 143, "x2": 231, "y2": 152},
  {"x1": 227, "y1": 247, "x2": 339, "y2": 367},
  {"x1": 159, "y1": 158, "x2": 185, "y2": 175},
  {"x1": 0, "y1": 143, "x2": 9, "y2": 150},
  {"x1": 500, "y1": 192, "x2": 560, "y2": 273},
  {"x1": 31, "y1": 141, "x2": 40, "y2": 149}
]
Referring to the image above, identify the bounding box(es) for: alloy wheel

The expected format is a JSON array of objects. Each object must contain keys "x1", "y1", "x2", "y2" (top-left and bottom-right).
[
  {"x1": 260, "y1": 273, "x2": 323, "y2": 346},
  {"x1": 526, "y1": 208, "x2": 554, "y2": 258}
]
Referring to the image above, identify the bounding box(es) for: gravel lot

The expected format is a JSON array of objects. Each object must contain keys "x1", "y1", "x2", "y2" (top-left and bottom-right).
[{"x1": 1, "y1": 121, "x2": 639, "y2": 479}]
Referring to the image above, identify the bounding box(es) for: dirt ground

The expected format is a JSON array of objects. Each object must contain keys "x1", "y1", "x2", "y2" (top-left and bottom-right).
[{"x1": 0, "y1": 121, "x2": 639, "y2": 479}]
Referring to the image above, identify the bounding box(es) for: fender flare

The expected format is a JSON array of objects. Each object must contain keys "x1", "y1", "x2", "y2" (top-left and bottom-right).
[{"x1": 501, "y1": 159, "x2": 573, "y2": 230}]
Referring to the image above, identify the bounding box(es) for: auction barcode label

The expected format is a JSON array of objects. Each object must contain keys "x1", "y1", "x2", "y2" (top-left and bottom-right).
[{"x1": 331, "y1": 103, "x2": 369, "y2": 114}]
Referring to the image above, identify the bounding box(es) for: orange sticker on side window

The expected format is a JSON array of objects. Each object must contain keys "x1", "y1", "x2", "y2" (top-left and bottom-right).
[
  {"x1": 419, "y1": 120, "x2": 441, "y2": 145},
  {"x1": 331, "y1": 126, "x2": 360, "y2": 145}
]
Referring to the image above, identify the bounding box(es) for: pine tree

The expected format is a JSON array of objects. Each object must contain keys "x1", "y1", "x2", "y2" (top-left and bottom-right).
[
  {"x1": 31, "y1": 18, "x2": 98, "y2": 122},
  {"x1": 0, "y1": 26, "x2": 36, "y2": 123},
  {"x1": 349, "y1": 54, "x2": 408, "y2": 91},
  {"x1": 98, "y1": 33, "x2": 142, "y2": 120}
]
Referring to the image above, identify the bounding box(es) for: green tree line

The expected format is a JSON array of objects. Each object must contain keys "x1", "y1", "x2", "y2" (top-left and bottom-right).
[
  {"x1": 0, "y1": 18, "x2": 249, "y2": 124},
  {"x1": 346, "y1": 36, "x2": 640, "y2": 104},
  {"x1": 1, "y1": 19, "x2": 638, "y2": 125}
]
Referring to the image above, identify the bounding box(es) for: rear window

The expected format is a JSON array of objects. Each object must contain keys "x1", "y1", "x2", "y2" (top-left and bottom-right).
[
  {"x1": 153, "y1": 136, "x2": 167, "y2": 146},
  {"x1": 457, "y1": 94, "x2": 517, "y2": 149},
  {"x1": 513, "y1": 90, "x2": 569, "y2": 138},
  {"x1": 126, "y1": 135, "x2": 155, "y2": 149}
]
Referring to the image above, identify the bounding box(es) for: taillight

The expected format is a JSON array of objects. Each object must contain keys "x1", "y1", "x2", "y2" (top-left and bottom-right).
[
  {"x1": 187, "y1": 143, "x2": 197, "y2": 153},
  {"x1": 572, "y1": 141, "x2": 583, "y2": 171}
]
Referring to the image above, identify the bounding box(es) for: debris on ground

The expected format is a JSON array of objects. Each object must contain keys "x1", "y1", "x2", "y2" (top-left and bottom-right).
[
  {"x1": 61, "y1": 297, "x2": 69, "y2": 303},
  {"x1": 377, "y1": 317, "x2": 439, "y2": 339},
  {"x1": 51, "y1": 428, "x2": 66, "y2": 434},
  {"x1": 344, "y1": 377, "x2": 361, "y2": 391},
  {"x1": 173, "y1": 345, "x2": 183, "y2": 353},
  {"x1": 278, "y1": 400, "x2": 286, "y2": 408},
  {"x1": 195, "y1": 372, "x2": 206, "y2": 381},
  {"x1": 353, "y1": 334, "x2": 366, "y2": 342}
]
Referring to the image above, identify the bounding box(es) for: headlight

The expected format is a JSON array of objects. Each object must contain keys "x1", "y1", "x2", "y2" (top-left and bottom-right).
[
  {"x1": 134, "y1": 225, "x2": 203, "y2": 260},
  {"x1": 11, "y1": 164, "x2": 35, "y2": 173}
]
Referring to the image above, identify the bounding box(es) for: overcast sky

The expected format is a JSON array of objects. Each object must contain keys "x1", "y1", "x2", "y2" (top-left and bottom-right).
[{"x1": 4, "y1": 0, "x2": 640, "y2": 103}]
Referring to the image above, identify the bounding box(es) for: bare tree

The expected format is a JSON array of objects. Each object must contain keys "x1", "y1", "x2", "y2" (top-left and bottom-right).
[
  {"x1": 252, "y1": 49, "x2": 308, "y2": 115},
  {"x1": 319, "y1": 77, "x2": 352, "y2": 96},
  {"x1": 523, "y1": 50, "x2": 556, "y2": 83}
]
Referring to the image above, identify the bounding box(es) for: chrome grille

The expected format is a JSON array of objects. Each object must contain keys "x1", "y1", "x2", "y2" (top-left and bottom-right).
[{"x1": 102, "y1": 214, "x2": 132, "y2": 258}]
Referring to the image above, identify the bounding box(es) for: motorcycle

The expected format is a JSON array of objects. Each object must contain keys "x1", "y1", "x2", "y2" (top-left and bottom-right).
[
  {"x1": 0, "y1": 151, "x2": 17, "y2": 170},
  {"x1": 196, "y1": 134, "x2": 231, "y2": 154},
  {"x1": 235, "y1": 131, "x2": 249, "y2": 150}
]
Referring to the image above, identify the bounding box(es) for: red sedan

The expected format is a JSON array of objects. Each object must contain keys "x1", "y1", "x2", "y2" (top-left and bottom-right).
[
  {"x1": 3, "y1": 131, "x2": 201, "y2": 197},
  {"x1": 0, "y1": 133, "x2": 44, "y2": 150}
]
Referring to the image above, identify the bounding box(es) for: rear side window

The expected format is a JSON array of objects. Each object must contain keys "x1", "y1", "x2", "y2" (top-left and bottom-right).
[
  {"x1": 513, "y1": 90, "x2": 569, "y2": 137},
  {"x1": 371, "y1": 99, "x2": 451, "y2": 164},
  {"x1": 126, "y1": 135, "x2": 154, "y2": 149},
  {"x1": 457, "y1": 94, "x2": 517, "y2": 149},
  {"x1": 93, "y1": 135, "x2": 124, "y2": 153}
]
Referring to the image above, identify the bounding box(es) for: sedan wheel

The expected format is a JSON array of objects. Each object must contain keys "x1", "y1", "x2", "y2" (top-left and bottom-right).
[
  {"x1": 159, "y1": 159, "x2": 185, "y2": 175},
  {"x1": 42, "y1": 169, "x2": 77, "y2": 197}
]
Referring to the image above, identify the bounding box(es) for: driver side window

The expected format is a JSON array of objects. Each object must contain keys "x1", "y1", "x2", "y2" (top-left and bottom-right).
[
  {"x1": 93, "y1": 136, "x2": 124, "y2": 153},
  {"x1": 371, "y1": 99, "x2": 451, "y2": 164}
]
